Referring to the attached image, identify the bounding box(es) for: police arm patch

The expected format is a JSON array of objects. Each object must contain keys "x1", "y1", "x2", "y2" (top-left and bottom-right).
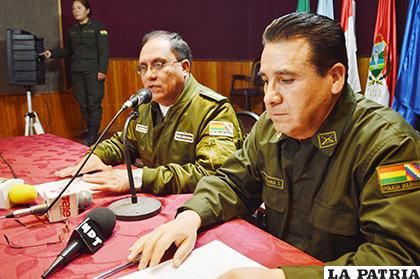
[
  {"x1": 377, "y1": 161, "x2": 420, "y2": 194},
  {"x1": 209, "y1": 121, "x2": 233, "y2": 137}
]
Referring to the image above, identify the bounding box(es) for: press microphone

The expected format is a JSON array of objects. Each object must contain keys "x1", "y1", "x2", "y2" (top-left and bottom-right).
[
  {"x1": 121, "y1": 88, "x2": 152, "y2": 109},
  {"x1": 1, "y1": 191, "x2": 92, "y2": 220},
  {"x1": 41, "y1": 207, "x2": 116, "y2": 278},
  {"x1": 0, "y1": 179, "x2": 37, "y2": 209}
]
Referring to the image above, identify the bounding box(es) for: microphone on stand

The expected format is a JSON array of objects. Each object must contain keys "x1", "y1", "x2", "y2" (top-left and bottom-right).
[
  {"x1": 42, "y1": 89, "x2": 153, "y2": 221},
  {"x1": 41, "y1": 207, "x2": 116, "y2": 278},
  {"x1": 121, "y1": 88, "x2": 153, "y2": 110},
  {"x1": 108, "y1": 88, "x2": 162, "y2": 221}
]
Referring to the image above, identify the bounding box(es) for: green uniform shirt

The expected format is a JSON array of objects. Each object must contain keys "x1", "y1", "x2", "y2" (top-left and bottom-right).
[
  {"x1": 181, "y1": 85, "x2": 420, "y2": 278},
  {"x1": 94, "y1": 75, "x2": 244, "y2": 194},
  {"x1": 51, "y1": 19, "x2": 110, "y2": 73}
]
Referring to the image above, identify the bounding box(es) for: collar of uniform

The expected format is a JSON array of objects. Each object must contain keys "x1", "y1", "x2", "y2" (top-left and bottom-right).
[
  {"x1": 151, "y1": 102, "x2": 160, "y2": 112},
  {"x1": 309, "y1": 85, "x2": 357, "y2": 157},
  {"x1": 269, "y1": 131, "x2": 287, "y2": 143},
  {"x1": 77, "y1": 19, "x2": 92, "y2": 29}
]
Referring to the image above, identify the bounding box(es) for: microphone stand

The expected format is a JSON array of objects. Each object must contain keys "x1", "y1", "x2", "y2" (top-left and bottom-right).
[
  {"x1": 44, "y1": 107, "x2": 127, "y2": 215},
  {"x1": 108, "y1": 105, "x2": 161, "y2": 221}
]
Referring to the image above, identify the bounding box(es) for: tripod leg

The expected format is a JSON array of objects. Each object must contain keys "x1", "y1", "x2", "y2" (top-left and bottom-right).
[
  {"x1": 25, "y1": 113, "x2": 33, "y2": 136},
  {"x1": 33, "y1": 112, "x2": 45, "y2": 134}
]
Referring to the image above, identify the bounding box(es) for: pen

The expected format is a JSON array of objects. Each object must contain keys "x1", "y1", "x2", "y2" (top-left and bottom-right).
[{"x1": 94, "y1": 254, "x2": 141, "y2": 279}]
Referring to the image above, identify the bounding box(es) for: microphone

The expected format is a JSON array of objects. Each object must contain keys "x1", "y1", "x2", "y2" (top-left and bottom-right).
[
  {"x1": 0, "y1": 179, "x2": 37, "y2": 209},
  {"x1": 121, "y1": 88, "x2": 152, "y2": 109},
  {"x1": 8, "y1": 184, "x2": 38, "y2": 205},
  {"x1": 1, "y1": 191, "x2": 92, "y2": 220},
  {"x1": 41, "y1": 207, "x2": 116, "y2": 278}
]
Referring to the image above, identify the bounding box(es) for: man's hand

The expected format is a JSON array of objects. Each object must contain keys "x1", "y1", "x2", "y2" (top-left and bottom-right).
[
  {"x1": 84, "y1": 169, "x2": 132, "y2": 193},
  {"x1": 218, "y1": 267, "x2": 286, "y2": 279},
  {"x1": 127, "y1": 210, "x2": 201, "y2": 270},
  {"x1": 55, "y1": 154, "x2": 111, "y2": 177},
  {"x1": 97, "y1": 72, "x2": 106, "y2": 81},
  {"x1": 40, "y1": 50, "x2": 51, "y2": 58}
]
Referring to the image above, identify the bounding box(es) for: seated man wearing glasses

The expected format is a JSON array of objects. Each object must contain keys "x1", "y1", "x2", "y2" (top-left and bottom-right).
[{"x1": 56, "y1": 30, "x2": 245, "y2": 194}]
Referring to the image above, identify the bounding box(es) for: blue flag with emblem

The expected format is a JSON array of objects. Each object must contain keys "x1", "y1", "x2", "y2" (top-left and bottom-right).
[{"x1": 392, "y1": 0, "x2": 420, "y2": 130}]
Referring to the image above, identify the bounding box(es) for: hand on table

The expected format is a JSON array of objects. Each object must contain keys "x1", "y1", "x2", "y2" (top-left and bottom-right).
[
  {"x1": 127, "y1": 210, "x2": 201, "y2": 270},
  {"x1": 55, "y1": 154, "x2": 112, "y2": 177},
  {"x1": 218, "y1": 267, "x2": 285, "y2": 279},
  {"x1": 83, "y1": 169, "x2": 132, "y2": 193}
]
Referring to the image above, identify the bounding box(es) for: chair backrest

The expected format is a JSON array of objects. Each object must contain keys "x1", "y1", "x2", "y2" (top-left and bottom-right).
[
  {"x1": 250, "y1": 59, "x2": 264, "y2": 88},
  {"x1": 236, "y1": 110, "x2": 260, "y2": 135}
]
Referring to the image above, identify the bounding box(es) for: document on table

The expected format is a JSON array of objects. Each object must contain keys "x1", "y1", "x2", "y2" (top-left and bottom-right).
[
  {"x1": 35, "y1": 177, "x2": 97, "y2": 197},
  {"x1": 118, "y1": 240, "x2": 265, "y2": 279}
]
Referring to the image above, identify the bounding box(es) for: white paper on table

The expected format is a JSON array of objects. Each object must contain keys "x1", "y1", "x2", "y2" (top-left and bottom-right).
[
  {"x1": 118, "y1": 240, "x2": 265, "y2": 279},
  {"x1": 35, "y1": 177, "x2": 98, "y2": 198}
]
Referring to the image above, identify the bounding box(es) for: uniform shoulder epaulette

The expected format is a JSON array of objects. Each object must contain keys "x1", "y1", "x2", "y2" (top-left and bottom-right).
[{"x1": 199, "y1": 89, "x2": 227, "y2": 102}]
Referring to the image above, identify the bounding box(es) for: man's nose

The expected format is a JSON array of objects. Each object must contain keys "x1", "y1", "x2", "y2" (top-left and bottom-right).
[
  {"x1": 143, "y1": 66, "x2": 158, "y2": 80},
  {"x1": 263, "y1": 82, "x2": 282, "y2": 107}
]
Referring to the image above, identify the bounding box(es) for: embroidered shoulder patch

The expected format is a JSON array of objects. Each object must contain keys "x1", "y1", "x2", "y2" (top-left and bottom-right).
[
  {"x1": 377, "y1": 161, "x2": 420, "y2": 194},
  {"x1": 209, "y1": 121, "x2": 233, "y2": 137},
  {"x1": 317, "y1": 131, "x2": 337, "y2": 149},
  {"x1": 99, "y1": 30, "x2": 108, "y2": 36}
]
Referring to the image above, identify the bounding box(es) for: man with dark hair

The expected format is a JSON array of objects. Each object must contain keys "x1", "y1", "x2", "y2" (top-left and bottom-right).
[
  {"x1": 56, "y1": 30, "x2": 244, "y2": 195},
  {"x1": 126, "y1": 13, "x2": 420, "y2": 278}
]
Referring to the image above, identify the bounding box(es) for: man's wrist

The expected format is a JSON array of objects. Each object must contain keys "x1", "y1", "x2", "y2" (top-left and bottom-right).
[{"x1": 177, "y1": 210, "x2": 202, "y2": 231}]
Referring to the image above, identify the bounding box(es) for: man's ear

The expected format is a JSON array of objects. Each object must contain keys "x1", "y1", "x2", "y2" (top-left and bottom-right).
[
  {"x1": 329, "y1": 63, "x2": 346, "y2": 95},
  {"x1": 180, "y1": 59, "x2": 191, "y2": 76}
]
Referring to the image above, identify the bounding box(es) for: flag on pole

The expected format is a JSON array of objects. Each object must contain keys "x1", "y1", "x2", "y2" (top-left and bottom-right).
[
  {"x1": 365, "y1": 0, "x2": 397, "y2": 107},
  {"x1": 317, "y1": 0, "x2": 334, "y2": 19},
  {"x1": 340, "y1": 0, "x2": 361, "y2": 93},
  {"x1": 296, "y1": 0, "x2": 310, "y2": 12},
  {"x1": 392, "y1": 0, "x2": 420, "y2": 130}
]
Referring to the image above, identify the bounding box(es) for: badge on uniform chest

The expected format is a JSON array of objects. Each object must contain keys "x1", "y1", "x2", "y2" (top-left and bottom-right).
[
  {"x1": 174, "y1": 131, "x2": 194, "y2": 143},
  {"x1": 136, "y1": 124, "x2": 148, "y2": 134},
  {"x1": 261, "y1": 171, "x2": 285, "y2": 189}
]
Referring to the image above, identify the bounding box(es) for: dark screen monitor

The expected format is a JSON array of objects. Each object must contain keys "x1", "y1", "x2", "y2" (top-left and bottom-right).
[{"x1": 6, "y1": 28, "x2": 46, "y2": 86}]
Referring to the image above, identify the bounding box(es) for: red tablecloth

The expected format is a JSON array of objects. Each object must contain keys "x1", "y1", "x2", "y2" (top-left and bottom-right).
[{"x1": 0, "y1": 134, "x2": 322, "y2": 279}]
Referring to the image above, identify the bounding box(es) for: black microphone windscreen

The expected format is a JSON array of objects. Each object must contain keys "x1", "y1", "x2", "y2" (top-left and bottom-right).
[
  {"x1": 87, "y1": 208, "x2": 116, "y2": 239},
  {"x1": 137, "y1": 88, "x2": 152, "y2": 104}
]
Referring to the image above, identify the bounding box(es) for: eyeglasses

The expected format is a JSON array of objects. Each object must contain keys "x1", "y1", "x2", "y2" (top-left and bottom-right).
[
  {"x1": 137, "y1": 60, "x2": 180, "y2": 76},
  {"x1": 3, "y1": 218, "x2": 70, "y2": 249}
]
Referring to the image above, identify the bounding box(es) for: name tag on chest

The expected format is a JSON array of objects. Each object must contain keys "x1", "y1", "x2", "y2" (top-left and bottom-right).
[
  {"x1": 136, "y1": 124, "x2": 148, "y2": 134},
  {"x1": 174, "y1": 131, "x2": 194, "y2": 143}
]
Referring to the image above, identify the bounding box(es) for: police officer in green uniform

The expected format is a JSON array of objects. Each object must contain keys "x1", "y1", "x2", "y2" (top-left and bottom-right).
[
  {"x1": 126, "y1": 13, "x2": 420, "y2": 278},
  {"x1": 56, "y1": 30, "x2": 244, "y2": 195},
  {"x1": 42, "y1": 0, "x2": 110, "y2": 146}
]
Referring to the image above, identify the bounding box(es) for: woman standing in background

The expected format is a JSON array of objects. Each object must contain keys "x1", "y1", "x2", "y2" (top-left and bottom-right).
[{"x1": 42, "y1": 0, "x2": 110, "y2": 146}]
